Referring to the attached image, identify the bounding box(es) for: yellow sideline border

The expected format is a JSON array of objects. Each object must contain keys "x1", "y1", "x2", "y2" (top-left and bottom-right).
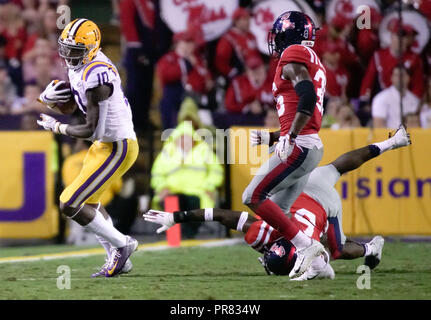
[{"x1": 0, "y1": 238, "x2": 243, "y2": 264}]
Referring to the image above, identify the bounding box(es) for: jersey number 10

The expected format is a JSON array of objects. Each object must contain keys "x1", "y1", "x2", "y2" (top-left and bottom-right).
[{"x1": 97, "y1": 71, "x2": 109, "y2": 86}]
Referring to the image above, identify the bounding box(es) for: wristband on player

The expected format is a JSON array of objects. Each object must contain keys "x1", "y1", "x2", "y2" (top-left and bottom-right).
[
  {"x1": 173, "y1": 211, "x2": 191, "y2": 223},
  {"x1": 55, "y1": 123, "x2": 69, "y2": 135}
]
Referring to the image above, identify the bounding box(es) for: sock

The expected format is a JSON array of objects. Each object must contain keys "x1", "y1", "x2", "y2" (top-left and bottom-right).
[
  {"x1": 84, "y1": 210, "x2": 127, "y2": 248},
  {"x1": 255, "y1": 199, "x2": 310, "y2": 250},
  {"x1": 95, "y1": 216, "x2": 114, "y2": 259},
  {"x1": 362, "y1": 242, "x2": 372, "y2": 256},
  {"x1": 372, "y1": 138, "x2": 394, "y2": 155},
  {"x1": 368, "y1": 145, "x2": 381, "y2": 158}
]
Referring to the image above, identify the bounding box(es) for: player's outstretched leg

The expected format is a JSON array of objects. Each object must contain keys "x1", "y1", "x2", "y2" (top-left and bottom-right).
[
  {"x1": 60, "y1": 202, "x2": 138, "y2": 277},
  {"x1": 89, "y1": 203, "x2": 133, "y2": 277},
  {"x1": 331, "y1": 124, "x2": 411, "y2": 175}
]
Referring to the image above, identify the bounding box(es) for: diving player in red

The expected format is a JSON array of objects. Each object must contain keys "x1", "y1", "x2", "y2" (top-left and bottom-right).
[
  {"x1": 143, "y1": 125, "x2": 412, "y2": 279},
  {"x1": 242, "y1": 11, "x2": 326, "y2": 278}
]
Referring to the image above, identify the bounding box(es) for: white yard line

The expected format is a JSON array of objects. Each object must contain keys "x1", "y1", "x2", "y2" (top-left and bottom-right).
[{"x1": 0, "y1": 238, "x2": 244, "y2": 264}]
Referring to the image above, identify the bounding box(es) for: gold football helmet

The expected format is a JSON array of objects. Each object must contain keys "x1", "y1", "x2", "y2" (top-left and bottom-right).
[{"x1": 58, "y1": 19, "x2": 101, "y2": 70}]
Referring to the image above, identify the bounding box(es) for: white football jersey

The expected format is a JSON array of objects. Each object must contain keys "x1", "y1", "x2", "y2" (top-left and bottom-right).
[{"x1": 68, "y1": 50, "x2": 136, "y2": 142}]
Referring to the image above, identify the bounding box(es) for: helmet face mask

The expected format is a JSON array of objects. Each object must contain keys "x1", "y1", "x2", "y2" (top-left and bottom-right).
[
  {"x1": 58, "y1": 19, "x2": 101, "y2": 71},
  {"x1": 58, "y1": 39, "x2": 88, "y2": 70}
]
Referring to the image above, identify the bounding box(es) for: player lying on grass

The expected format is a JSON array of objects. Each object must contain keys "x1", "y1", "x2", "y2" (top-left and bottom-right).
[{"x1": 143, "y1": 125, "x2": 411, "y2": 279}]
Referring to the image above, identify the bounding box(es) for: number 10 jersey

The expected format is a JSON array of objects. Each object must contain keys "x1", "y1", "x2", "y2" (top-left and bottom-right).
[{"x1": 68, "y1": 50, "x2": 136, "y2": 142}]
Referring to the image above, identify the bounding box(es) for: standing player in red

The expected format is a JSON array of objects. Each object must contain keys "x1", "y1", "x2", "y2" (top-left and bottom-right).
[{"x1": 241, "y1": 11, "x2": 327, "y2": 279}]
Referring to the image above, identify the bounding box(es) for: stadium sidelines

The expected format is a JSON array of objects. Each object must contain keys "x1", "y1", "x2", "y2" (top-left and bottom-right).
[{"x1": 0, "y1": 238, "x2": 244, "y2": 264}]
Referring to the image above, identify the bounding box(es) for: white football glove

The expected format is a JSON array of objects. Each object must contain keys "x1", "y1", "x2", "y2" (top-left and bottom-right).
[
  {"x1": 275, "y1": 135, "x2": 295, "y2": 162},
  {"x1": 250, "y1": 129, "x2": 270, "y2": 146},
  {"x1": 37, "y1": 113, "x2": 61, "y2": 133},
  {"x1": 142, "y1": 209, "x2": 176, "y2": 234},
  {"x1": 38, "y1": 80, "x2": 71, "y2": 107}
]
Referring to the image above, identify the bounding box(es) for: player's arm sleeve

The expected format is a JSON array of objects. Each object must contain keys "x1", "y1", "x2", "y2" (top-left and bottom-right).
[{"x1": 244, "y1": 220, "x2": 281, "y2": 253}]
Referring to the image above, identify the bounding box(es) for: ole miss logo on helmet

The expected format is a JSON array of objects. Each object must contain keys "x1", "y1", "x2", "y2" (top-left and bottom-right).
[
  {"x1": 281, "y1": 16, "x2": 295, "y2": 31},
  {"x1": 270, "y1": 243, "x2": 286, "y2": 257}
]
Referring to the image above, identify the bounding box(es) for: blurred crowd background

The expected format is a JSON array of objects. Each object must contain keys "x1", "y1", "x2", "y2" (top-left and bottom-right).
[{"x1": 0, "y1": 0, "x2": 430, "y2": 243}]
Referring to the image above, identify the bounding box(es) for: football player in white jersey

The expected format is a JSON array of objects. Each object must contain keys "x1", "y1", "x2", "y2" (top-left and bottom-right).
[{"x1": 37, "y1": 19, "x2": 139, "y2": 278}]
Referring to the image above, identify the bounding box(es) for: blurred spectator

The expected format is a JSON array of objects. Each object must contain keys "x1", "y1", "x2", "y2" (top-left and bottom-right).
[
  {"x1": 323, "y1": 98, "x2": 360, "y2": 129},
  {"x1": 372, "y1": 66, "x2": 420, "y2": 128},
  {"x1": 353, "y1": 7, "x2": 382, "y2": 64},
  {"x1": 23, "y1": 8, "x2": 61, "y2": 58},
  {"x1": 0, "y1": 3, "x2": 26, "y2": 61},
  {"x1": 0, "y1": 61, "x2": 17, "y2": 112},
  {"x1": 360, "y1": 21, "x2": 424, "y2": 101},
  {"x1": 405, "y1": 112, "x2": 421, "y2": 128},
  {"x1": 263, "y1": 107, "x2": 279, "y2": 129},
  {"x1": 156, "y1": 30, "x2": 212, "y2": 129},
  {"x1": 314, "y1": 7, "x2": 360, "y2": 71},
  {"x1": 331, "y1": 104, "x2": 361, "y2": 129},
  {"x1": 23, "y1": 38, "x2": 65, "y2": 83},
  {"x1": 420, "y1": 77, "x2": 431, "y2": 128},
  {"x1": 20, "y1": 112, "x2": 40, "y2": 130},
  {"x1": 151, "y1": 105, "x2": 223, "y2": 238},
  {"x1": 214, "y1": 7, "x2": 260, "y2": 80},
  {"x1": 320, "y1": 41, "x2": 349, "y2": 101},
  {"x1": 0, "y1": 2, "x2": 26, "y2": 93},
  {"x1": 120, "y1": 0, "x2": 168, "y2": 133},
  {"x1": 10, "y1": 82, "x2": 44, "y2": 115},
  {"x1": 29, "y1": 55, "x2": 58, "y2": 89},
  {"x1": 22, "y1": 0, "x2": 42, "y2": 34},
  {"x1": 225, "y1": 54, "x2": 273, "y2": 115}
]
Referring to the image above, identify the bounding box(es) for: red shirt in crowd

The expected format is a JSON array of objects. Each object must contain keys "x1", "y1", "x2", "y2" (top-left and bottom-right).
[
  {"x1": 215, "y1": 28, "x2": 260, "y2": 78},
  {"x1": 324, "y1": 64, "x2": 349, "y2": 99},
  {"x1": 314, "y1": 25, "x2": 360, "y2": 69},
  {"x1": 360, "y1": 47, "x2": 424, "y2": 99},
  {"x1": 225, "y1": 72, "x2": 273, "y2": 113},
  {"x1": 156, "y1": 51, "x2": 211, "y2": 94}
]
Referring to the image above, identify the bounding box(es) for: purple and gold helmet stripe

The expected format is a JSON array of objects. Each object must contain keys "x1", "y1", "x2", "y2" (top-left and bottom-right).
[
  {"x1": 82, "y1": 61, "x2": 118, "y2": 81},
  {"x1": 70, "y1": 18, "x2": 88, "y2": 39}
]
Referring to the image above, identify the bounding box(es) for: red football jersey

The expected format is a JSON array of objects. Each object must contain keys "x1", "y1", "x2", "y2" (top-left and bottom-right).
[
  {"x1": 289, "y1": 193, "x2": 328, "y2": 241},
  {"x1": 272, "y1": 44, "x2": 327, "y2": 136},
  {"x1": 245, "y1": 193, "x2": 328, "y2": 253}
]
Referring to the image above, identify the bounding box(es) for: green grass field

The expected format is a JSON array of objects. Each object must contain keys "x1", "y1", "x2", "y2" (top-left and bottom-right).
[{"x1": 0, "y1": 240, "x2": 430, "y2": 300}]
